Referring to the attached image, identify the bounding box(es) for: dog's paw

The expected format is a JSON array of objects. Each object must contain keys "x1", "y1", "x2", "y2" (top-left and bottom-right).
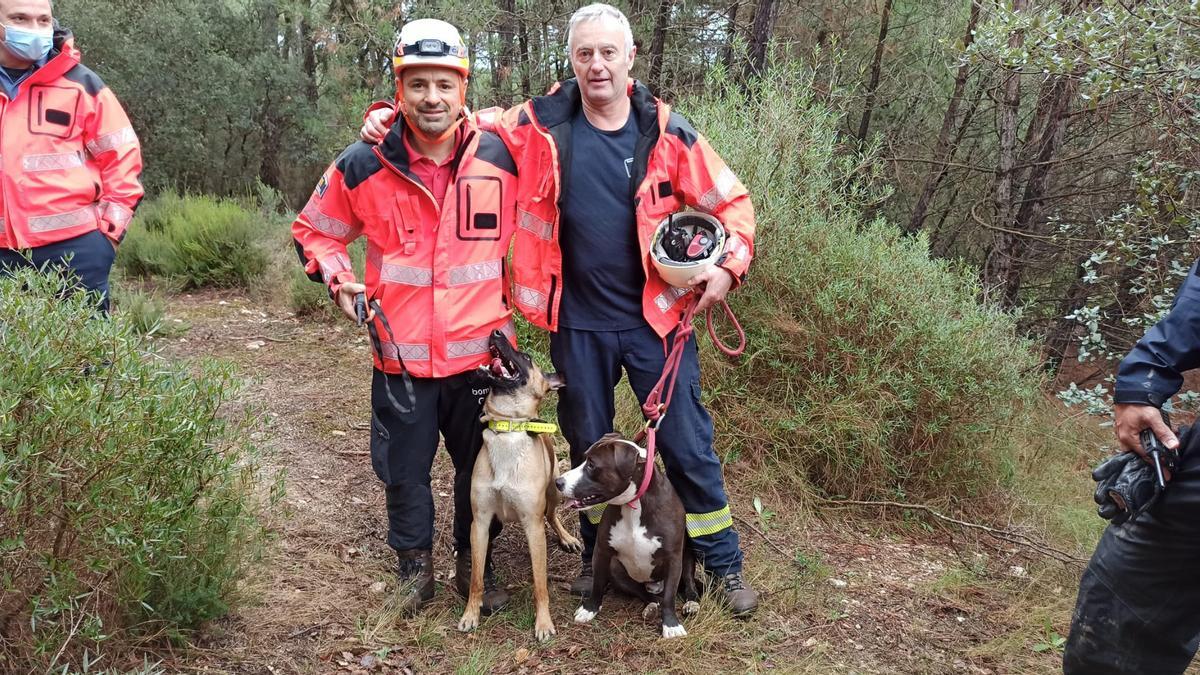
[
  {"x1": 457, "y1": 613, "x2": 479, "y2": 633},
  {"x1": 682, "y1": 600, "x2": 700, "y2": 616},
  {"x1": 559, "y1": 534, "x2": 584, "y2": 554},
  {"x1": 641, "y1": 602, "x2": 660, "y2": 620},
  {"x1": 662, "y1": 623, "x2": 688, "y2": 639},
  {"x1": 534, "y1": 620, "x2": 557, "y2": 641},
  {"x1": 574, "y1": 605, "x2": 599, "y2": 623}
]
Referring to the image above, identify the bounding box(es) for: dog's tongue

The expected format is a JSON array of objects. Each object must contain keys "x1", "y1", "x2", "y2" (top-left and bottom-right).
[
  {"x1": 564, "y1": 498, "x2": 582, "y2": 510},
  {"x1": 490, "y1": 357, "x2": 505, "y2": 375}
]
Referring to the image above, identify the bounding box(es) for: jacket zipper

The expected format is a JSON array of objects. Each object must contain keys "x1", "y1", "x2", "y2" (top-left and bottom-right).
[{"x1": 547, "y1": 274, "x2": 558, "y2": 325}]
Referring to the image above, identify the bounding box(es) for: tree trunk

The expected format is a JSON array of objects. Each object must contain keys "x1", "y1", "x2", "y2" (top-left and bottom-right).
[
  {"x1": 743, "y1": 0, "x2": 778, "y2": 81},
  {"x1": 906, "y1": 0, "x2": 982, "y2": 234},
  {"x1": 517, "y1": 9, "x2": 532, "y2": 99},
  {"x1": 647, "y1": 0, "x2": 673, "y2": 93},
  {"x1": 981, "y1": 0, "x2": 1027, "y2": 308},
  {"x1": 721, "y1": 1, "x2": 740, "y2": 73},
  {"x1": 300, "y1": 11, "x2": 318, "y2": 103},
  {"x1": 855, "y1": 0, "x2": 894, "y2": 145},
  {"x1": 493, "y1": 0, "x2": 518, "y2": 106}
]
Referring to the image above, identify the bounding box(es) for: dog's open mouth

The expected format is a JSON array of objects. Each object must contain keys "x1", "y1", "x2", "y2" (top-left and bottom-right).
[
  {"x1": 482, "y1": 344, "x2": 519, "y2": 381},
  {"x1": 563, "y1": 495, "x2": 603, "y2": 510}
]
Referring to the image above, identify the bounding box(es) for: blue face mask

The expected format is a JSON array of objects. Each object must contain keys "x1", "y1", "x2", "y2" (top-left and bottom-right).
[{"x1": 2, "y1": 24, "x2": 53, "y2": 63}]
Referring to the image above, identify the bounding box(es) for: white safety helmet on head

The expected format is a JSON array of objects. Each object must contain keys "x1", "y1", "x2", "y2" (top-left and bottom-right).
[
  {"x1": 393, "y1": 19, "x2": 470, "y2": 79},
  {"x1": 650, "y1": 211, "x2": 727, "y2": 288}
]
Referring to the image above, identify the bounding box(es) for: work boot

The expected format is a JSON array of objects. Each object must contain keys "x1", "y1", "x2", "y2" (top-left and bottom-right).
[
  {"x1": 716, "y1": 570, "x2": 758, "y2": 617},
  {"x1": 395, "y1": 549, "x2": 435, "y2": 616},
  {"x1": 570, "y1": 565, "x2": 594, "y2": 597},
  {"x1": 455, "y1": 549, "x2": 509, "y2": 614}
]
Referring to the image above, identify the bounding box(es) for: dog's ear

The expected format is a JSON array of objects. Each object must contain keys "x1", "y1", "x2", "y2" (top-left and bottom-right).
[
  {"x1": 544, "y1": 372, "x2": 566, "y2": 390},
  {"x1": 613, "y1": 441, "x2": 641, "y2": 479}
]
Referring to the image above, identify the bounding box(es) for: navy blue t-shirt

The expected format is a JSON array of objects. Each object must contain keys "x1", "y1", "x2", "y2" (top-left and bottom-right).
[{"x1": 558, "y1": 109, "x2": 645, "y2": 330}]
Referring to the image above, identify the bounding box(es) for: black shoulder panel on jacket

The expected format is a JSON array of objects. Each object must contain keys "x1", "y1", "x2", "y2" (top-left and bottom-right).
[
  {"x1": 335, "y1": 142, "x2": 385, "y2": 190},
  {"x1": 665, "y1": 112, "x2": 699, "y2": 149},
  {"x1": 517, "y1": 109, "x2": 531, "y2": 127},
  {"x1": 63, "y1": 64, "x2": 105, "y2": 96},
  {"x1": 474, "y1": 132, "x2": 517, "y2": 176}
]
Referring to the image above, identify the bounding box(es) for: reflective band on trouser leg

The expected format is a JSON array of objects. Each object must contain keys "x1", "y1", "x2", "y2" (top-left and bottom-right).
[
  {"x1": 686, "y1": 505, "x2": 733, "y2": 537},
  {"x1": 584, "y1": 504, "x2": 605, "y2": 525}
]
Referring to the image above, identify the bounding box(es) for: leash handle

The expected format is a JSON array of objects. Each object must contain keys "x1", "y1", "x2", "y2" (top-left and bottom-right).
[
  {"x1": 706, "y1": 298, "x2": 746, "y2": 357},
  {"x1": 354, "y1": 292, "x2": 368, "y2": 327},
  {"x1": 365, "y1": 299, "x2": 418, "y2": 419},
  {"x1": 629, "y1": 292, "x2": 746, "y2": 506}
]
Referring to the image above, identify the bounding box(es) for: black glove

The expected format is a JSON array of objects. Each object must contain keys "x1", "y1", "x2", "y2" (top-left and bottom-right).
[{"x1": 1092, "y1": 451, "x2": 1161, "y2": 525}]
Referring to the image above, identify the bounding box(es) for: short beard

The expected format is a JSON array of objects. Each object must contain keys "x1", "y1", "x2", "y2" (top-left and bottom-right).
[{"x1": 412, "y1": 107, "x2": 451, "y2": 136}]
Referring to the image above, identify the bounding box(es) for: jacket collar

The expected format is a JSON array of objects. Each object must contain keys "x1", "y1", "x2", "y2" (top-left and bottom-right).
[
  {"x1": 530, "y1": 78, "x2": 660, "y2": 133},
  {"x1": 379, "y1": 113, "x2": 475, "y2": 177}
]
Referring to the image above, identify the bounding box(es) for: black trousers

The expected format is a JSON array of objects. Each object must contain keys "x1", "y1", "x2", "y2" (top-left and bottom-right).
[
  {"x1": 1064, "y1": 425, "x2": 1200, "y2": 674},
  {"x1": 369, "y1": 369, "x2": 499, "y2": 553}
]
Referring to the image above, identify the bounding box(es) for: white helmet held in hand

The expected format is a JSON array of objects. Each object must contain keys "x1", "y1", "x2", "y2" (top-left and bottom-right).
[
  {"x1": 650, "y1": 211, "x2": 727, "y2": 288},
  {"x1": 393, "y1": 19, "x2": 470, "y2": 79}
]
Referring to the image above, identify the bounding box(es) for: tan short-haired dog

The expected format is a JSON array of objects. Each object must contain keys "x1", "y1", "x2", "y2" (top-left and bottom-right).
[{"x1": 457, "y1": 331, "x2": 582, "y2": 641}]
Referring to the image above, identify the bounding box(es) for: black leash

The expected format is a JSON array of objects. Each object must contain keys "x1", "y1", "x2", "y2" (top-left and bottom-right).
[{"x1": 356, "y1": 292, "x2": 417, "y2": 420}]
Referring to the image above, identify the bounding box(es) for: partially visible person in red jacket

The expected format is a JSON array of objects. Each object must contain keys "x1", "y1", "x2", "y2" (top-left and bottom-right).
[{"x1": 0, "y1": 0, "x2": 144, "y2": 312}]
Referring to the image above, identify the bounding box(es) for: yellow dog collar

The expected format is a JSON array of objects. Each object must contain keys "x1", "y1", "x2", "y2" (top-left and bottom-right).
[{"x1": 487, "y1": 419, "x2": 559, "y2": 434}]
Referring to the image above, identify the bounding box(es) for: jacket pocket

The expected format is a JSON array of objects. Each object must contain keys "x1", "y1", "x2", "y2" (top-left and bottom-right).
[
  {"x1": 28, "y1": 86, "x2": 81, "y2": 140},
  {"x1": 456, "y1": 176, "x2": 503, "y2": 242}
]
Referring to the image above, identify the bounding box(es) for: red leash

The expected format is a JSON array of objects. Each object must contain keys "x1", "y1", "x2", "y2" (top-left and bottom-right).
[{"x1": 628, "y1": 296, "x2": 745, "y2": 509}]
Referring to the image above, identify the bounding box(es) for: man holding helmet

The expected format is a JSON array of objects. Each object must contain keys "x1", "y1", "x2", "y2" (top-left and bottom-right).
[
  {"x1": 293, "y1": 18, "x2": 518, "y2": 617},
  {"x1": 363, "y1": 2, "x2": 759, "y2": 615},
  {"x1": 507, "y1": 3, "x2": 757, "y2": 615}
]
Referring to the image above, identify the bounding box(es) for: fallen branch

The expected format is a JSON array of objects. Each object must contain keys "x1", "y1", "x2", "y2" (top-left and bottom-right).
[
  {"x1": 287, "y1": 621, "x2": 329, "y2": 640},
  {"x1": 818, "y1": 498, "x2": 1087, "y2": 566},
  {"x1": 226, "y1": 334, "x2": 299, "y2": 343},
  {"x1": 732, "y1": 514, "x2": 796, "y2": 562}
]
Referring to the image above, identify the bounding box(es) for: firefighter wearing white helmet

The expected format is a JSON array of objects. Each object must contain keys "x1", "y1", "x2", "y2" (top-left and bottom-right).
[
  {"x1": 392, "y1": 19, "x2": 471, "y2": 144},
  {"x1": 651, "y1": 211, "x2": 728, "y2": 288},
  {"x1": 295, "y1": 15, "x2": 520, "y2": 621}
]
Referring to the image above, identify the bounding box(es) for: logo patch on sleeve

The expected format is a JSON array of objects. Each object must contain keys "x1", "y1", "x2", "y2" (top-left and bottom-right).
[{"x1": 315, "y1": 173, "x2": 330, "y2": 198}]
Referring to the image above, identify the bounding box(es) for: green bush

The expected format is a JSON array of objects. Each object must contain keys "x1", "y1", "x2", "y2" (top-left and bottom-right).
[
  {"x1": 678, "y1": 64, "x2": 1041, "y2": 504},
  {"x1": 287, "y1": 238, "x2": 367, "y2": 320},
  {"x1": 117, "y1": 192, "x2": 268, "y2": 289},
  {"x1": 111, "y1": 286, "x2": 169, "y2": 337},
  {"x1": 0, "y1": 270, "x2": 271, "y2": 671}
]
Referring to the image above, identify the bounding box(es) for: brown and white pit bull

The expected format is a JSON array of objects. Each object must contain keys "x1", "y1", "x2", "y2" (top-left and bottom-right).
[
  {"x1": 556, "y1": 433, "x2": 700, "y2": 638},
  {"x1": 457, "y1": 330, "x2": 582, "y2": 641}
]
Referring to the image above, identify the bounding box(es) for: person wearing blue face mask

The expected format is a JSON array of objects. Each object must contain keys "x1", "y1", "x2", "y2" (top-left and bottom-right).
[
  {"x1": 0, "y1": 0, "x2": 144, "y2": 312},
  {"x1": 0, "y1": 0, "x2": 52, "y2": 99}
]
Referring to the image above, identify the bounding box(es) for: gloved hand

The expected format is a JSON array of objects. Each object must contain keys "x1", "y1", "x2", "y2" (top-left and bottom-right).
[{"x1": 1092, "y1": 451, "x2": 1162, "y2": 525}]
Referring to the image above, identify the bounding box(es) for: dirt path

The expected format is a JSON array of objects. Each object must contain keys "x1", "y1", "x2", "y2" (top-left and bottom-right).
[{"x1": 154, "y1": 292, "x2": 1073, "y2": 674}]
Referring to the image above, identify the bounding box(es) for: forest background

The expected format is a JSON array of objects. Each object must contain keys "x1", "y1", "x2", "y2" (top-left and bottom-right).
[{"x1": 3, "y1": 0, "x2": 1198, "y2": 671}]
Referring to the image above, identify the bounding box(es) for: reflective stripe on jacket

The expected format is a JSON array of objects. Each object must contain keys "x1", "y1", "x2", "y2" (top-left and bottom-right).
[
  {"x1": 291, "y1": 118, "x2": 519, "y2": 378},
  {"x1": 487, "y1": 79, "x2": 756, "y2": 337},
  {"x1": 0, "y1": 28, "x2": 143, "y2": 249}
]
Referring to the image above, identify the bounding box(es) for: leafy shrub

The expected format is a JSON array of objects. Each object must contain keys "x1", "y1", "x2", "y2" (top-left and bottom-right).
[
  {"x1": 678, "y1": 64, "x2": 1041, "y2": 504},
  {"x1": 287, "y1": 238, "x2": 367, "y2": 320},
  {"x1": 111, "y1": 286, "x2": 169, "y2": 336},
  {"x1": 0, "y1": 269, "x2": 271, "y2": 671},
  {"x1": 117, "y1": 192, "x2": 268, "y2": 289}
]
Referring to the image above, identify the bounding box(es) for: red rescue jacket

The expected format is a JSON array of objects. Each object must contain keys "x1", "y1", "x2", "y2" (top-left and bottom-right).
[
  {"x1": 292, "y1": 117, "x2": 519, "y2": 378},
  {"x1": 485, "y1": 79, "x2": 756, "y2": 337},
  {"x1": 0, "y1": 29, "x2": 143, "y2": 249}
]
